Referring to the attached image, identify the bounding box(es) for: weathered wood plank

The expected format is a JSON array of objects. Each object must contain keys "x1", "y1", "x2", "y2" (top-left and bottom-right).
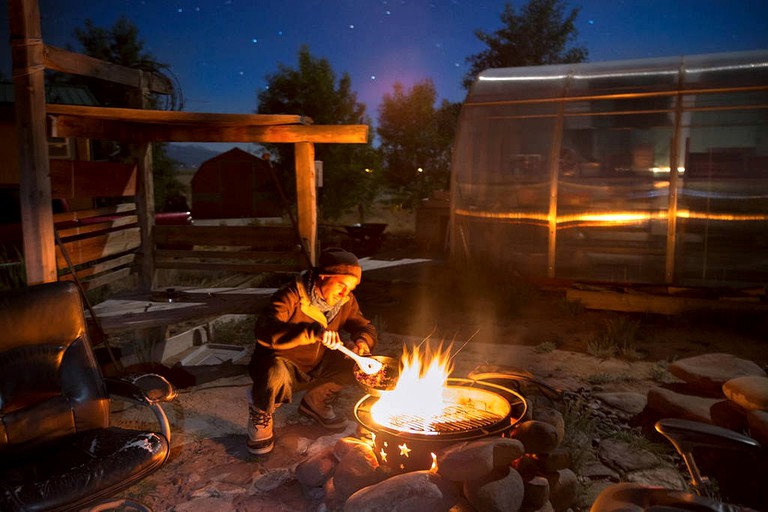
[
  {"x1": 10, "y1": 0, "x2": 57, "y2": 284},
  {"x1": 44, "y1": 45, "x2": 173, "y2": 94},
  {"x1": 61, "y1": 266, "x2": 134, "y2": 291},
  {"x1": 153, "y1": 225, "x2": 299, "y2": 247},
  {"x1": 47, "y1": 104, "x2": 307, "y2": 126},
  {"x1": 153, "y1": 261, "x2": 303, "y2": 273},
  {"x1": 567, "y1": 288, "x2": 768, "y2": 315},
  {"x1": 295, "y1": 142, "x2": 317, "y2": 265},
  {"x1": 50, "y1": 159, "x2": 136, "y2": 199},
  {"x1": 49, "y1": 115, "x2": 369, "y2": 143},
  {"x1": 53, "y1": 203, "x2": 137, "y2": 224},
  {"x1": 58, "y1": 253, "x2": 136, "y2": 280},
  {"x1": 155, "y1": 249, "x2": 300, "y2": 261},
  {"x1": 57, "y1": 215, "x2": 139, "y2": 239},
  {"x1": 56, "y1": 227, "x2": 141, "y2": 268}
]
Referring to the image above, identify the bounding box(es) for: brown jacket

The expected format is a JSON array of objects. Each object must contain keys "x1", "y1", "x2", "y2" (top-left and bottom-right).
[{"x1": 250, "y1": 272, "x2": 377, "y2": 372}]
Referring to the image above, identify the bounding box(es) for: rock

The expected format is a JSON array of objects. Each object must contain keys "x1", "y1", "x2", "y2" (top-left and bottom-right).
[
  {"x1": 344, "y1": 470, "x2": 458, "y2": 512},
  {"x1": 533, "y1": 407, "x2": 565, "y2": 444},
  {"x1": 174, "y1": 497, "x2": 236, "y2": 512},
  {"x1": 747, "y1": 409, "x2": 768, "y2": 447},
  {"x1": 437, "y1": 437, "x2": 525, "y2": 481},
  {"x1": 295, "y1": 446, "x2": 338, "y2": 488},
  {"x1": 251, "y1": 468, "x2": 293, "y2": 493},
  {"x1": 539, "y1": 447, "x2": 571, "y2": 472},
  {"x1": 334, "y1": 436, "x2": 372, "y2": 461},
  {"x1": 646, "y1": 386, "x2": 721, "y2": 423},
  {"x1": 598, "y1": 438, "x2": 660, "y2": 473},
  {"x1": 512, "y1": 454, "x2": 539, "y2": 480},
  {"x1": 709, "y1": 399, "x2": 748, "y2": 432},
  {"x1": 545, "y1": 468, "x2": 577, "y2": 512},
  {"x1": 579, "y1": 460, "x2": 619, "y2": 480},
  {"x1": 626, "y1": 467, "x2": 688, "y2": 490},
  {"x1": 593, "y1": 392, "x2": 647, "y2": 416},
  {"x1": 723, "y1": 375, "x2": 768, "y2": 411},
  {"x1": 510, "y1": 420, "x2": 560, "y2": 454},
  {"x1": 463, "y1": 467, "x2": 524, "y2": 512},
  {"x1": 333, "y1": 443, "x2": 382, "y2": 501},
  {"x1": 669, "y1": 353, "x2": 766, "y2": 397},
  {"x1": 522, "y1": 475, "x2": 550, "y2": 510}
]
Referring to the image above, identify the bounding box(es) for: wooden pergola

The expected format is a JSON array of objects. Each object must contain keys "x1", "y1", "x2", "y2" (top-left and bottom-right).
[{"x1": 9, "y1": 0, "x2": 368, "y2": 288}]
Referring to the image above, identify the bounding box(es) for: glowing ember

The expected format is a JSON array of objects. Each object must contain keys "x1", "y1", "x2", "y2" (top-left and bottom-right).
[{"x1": 369, "y1": 344, "x2": 454, "y2": 431}]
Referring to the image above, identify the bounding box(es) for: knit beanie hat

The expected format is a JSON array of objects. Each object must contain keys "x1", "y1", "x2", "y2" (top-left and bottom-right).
[{"x1": 317, "y1": 247, "x2": 362, "y2": 281}]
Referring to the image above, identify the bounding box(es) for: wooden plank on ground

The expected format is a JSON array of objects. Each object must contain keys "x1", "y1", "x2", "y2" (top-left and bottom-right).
[{"x1": 567, "y1": 288, "x2": 768, "y2": 315}]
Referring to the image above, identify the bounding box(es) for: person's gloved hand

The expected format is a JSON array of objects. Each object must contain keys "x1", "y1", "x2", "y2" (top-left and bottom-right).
[
  {"x1": 307, "y1": 323, "x2": 326, "y2": 344},
  {"x1": 320, "y1": 330, "x2": 342, "y2": 350},
  {"x1": 353, "y1": 340, "x2": 371, "y2": 356}
]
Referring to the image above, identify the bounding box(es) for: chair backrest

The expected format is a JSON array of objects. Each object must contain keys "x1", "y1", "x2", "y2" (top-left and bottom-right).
[{"x1": 0, "y1": 282, "x2": 109, "y2": 454}]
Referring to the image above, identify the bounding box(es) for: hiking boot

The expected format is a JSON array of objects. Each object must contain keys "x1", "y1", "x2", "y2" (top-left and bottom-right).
[
  {"x1": 299, "y1": 382, "x2": 347, "y2": 430},
  {"x1": 246, "y1": 405, "x2": 274, "y2": 455}
]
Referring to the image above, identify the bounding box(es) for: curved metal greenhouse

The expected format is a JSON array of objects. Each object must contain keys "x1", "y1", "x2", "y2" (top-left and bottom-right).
[{"x1": 450, "y1": 50, "x2": 768, "y2": 288}]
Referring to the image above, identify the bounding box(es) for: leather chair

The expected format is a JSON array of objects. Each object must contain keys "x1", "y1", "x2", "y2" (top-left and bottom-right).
[{"x1": 0, "y1": 282, "x2": 176, "y2": 511}]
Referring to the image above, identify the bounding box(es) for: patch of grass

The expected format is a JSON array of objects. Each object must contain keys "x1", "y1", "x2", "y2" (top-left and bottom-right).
[
  {"x1": 212, "y1": 316, "x2": 256, "y2": 346},
  {"x1": 585, "y1": 373, "x2": 638, "y2": 386},
  {"x1": 534, "y1": 341, "x2": 557, "y2": 353},
  {"x1": 557, "y1": 296, "x2": 585, "y2": 317},
  {"x1": 586, "y1": 316, "x2": 643, "y2": 360},
  {"x1": 649, "y1": 360, "x2": 673, "y2": 383}
]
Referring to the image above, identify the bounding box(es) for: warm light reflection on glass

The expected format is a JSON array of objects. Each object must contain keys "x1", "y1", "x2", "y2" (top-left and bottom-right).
[
  {"x1": 455, "y1": 208, "x2": 768, "y2": 226},
  {"x1": 430, "y1": 452, "x2": 438, "y2": 472}
]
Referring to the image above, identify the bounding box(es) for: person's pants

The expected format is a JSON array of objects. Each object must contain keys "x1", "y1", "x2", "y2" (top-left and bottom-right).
[{"x1": 248, "y1": 349, "x2": 355, "y2": 413}]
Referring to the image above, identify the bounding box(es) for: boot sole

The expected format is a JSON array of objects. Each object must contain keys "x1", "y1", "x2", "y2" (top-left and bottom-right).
[
  {"x1": 247, "y1": 438, "x2": 274, "y2": 455},
  {"x1": 298, "y1": 399, "x2": 347, "y2": 430}
]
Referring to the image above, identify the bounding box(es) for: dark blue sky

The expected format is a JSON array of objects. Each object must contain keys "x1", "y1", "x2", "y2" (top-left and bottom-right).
[{"x1": 3, "y1": 0, "x2": 768, "y2": 118}]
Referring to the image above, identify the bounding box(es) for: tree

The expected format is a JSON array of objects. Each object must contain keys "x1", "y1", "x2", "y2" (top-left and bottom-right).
[
  {"x1": 463, "y1": 0, "x2": 587, "y2": 89},
  {"x1": 377, "y1": 80, "x2": 460, "y2": 207},
  {"x1": 257, "y1": 46, "x2": 379, "y2": 221},
  {"x1": 66, "y1": 16, "x2": 185, "y2": 208}
]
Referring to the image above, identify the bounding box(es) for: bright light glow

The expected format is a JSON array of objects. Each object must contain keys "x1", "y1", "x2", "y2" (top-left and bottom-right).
[
  {"x1": 417, "y1": 167, "x2": 424, "y2": 173},
  {"x1": 370, "y1": 345, "x2": 454, "y2": 431}
]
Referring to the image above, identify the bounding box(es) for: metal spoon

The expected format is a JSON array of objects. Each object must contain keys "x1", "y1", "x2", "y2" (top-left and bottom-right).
[{"x1": 335, "y1": 344, "x2": 383, "y2": 375}]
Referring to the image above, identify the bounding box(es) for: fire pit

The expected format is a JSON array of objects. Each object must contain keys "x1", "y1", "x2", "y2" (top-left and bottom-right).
[{"x1": 354, "y1": 348, "x2": 528, "y2": 472}]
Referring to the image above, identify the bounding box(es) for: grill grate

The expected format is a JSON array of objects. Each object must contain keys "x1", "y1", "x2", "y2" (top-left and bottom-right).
[{"x1": 380, "y1": 403, "x2": 503, "y2": 433}]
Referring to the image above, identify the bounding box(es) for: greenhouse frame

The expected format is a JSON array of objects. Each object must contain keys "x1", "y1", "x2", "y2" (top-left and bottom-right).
[{"x1": 450, "y1": 50, "x2": 768, "y2": 288}]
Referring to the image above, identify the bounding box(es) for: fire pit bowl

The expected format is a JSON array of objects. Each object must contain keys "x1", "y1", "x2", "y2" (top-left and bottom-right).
[
  {"x1": 353, "y1": 355, "x2": 399, "y2": 396},
  {"x1": 354, "y1": 377, "x2": 528, "y2": 472}
]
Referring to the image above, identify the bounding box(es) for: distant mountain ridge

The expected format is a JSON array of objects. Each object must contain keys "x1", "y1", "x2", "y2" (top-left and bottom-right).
[{"x1": 165, "y1": 144, "x2": 221, "y2": 169}]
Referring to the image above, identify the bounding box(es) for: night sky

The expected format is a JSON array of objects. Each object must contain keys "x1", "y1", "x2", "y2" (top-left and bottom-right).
[{"x1": 2, "y1": 0, "x2": 768, "y2": 119}]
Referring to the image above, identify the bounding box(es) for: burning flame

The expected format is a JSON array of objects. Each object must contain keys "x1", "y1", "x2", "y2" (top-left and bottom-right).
[{"x1": 369, "y1": 344, "x2": 454, "y2": 431}]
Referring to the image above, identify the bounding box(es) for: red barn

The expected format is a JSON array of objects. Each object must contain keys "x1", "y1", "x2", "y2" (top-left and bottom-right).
[{"x1": 191, "y1": 148, "x2": 284, "y2": 220}]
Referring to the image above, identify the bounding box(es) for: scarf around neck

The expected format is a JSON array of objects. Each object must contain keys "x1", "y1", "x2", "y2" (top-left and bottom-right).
[{"x1": 305, "y1": 271, "x2": 343, "y2": 322}]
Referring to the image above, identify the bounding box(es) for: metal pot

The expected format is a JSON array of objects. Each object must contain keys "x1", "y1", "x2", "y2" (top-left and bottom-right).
[{"x1": 353, "y1": 355, "x2": 399, "y2": 396}]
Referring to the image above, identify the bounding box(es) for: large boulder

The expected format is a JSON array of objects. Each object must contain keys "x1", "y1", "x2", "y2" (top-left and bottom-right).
[
  {"x1": 343, "y1": 470, "x2": 458, "y2": 512},
  {"x1": 669, "y1": 353, "x2": 766, "y2": 397},
  {"x1": 723, "y1": 375, "x2": 768, "y2": 411}
]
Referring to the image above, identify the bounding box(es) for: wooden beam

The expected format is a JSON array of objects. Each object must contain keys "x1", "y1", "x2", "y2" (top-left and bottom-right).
[
  {"x1": 43, "y1": 45, "x2": 174, "y2": 95},
  {"x1": 46, "y1": 104, "x2": 308, "y2": 126},
  {"x1": 49, "y1": 114, "x2": 369, "y2": 144},
  {"x1": 10, "y1": 0, "x2": 57, "y2": 284},
  {"x1": 295, "y1": 142, "x2": 317, "y2": 265}
]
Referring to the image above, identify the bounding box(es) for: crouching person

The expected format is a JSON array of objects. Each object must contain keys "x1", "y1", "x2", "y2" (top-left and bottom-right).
[{"x1": 247, "y1": 248, "x2": 377, "y2": 455}]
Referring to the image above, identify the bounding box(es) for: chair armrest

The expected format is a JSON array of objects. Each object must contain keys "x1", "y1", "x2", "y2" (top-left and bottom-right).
[
  {"x1": 655, "y1": 418, "x2": 761, "y2": 453},
  {"x1": 105, "y1": 373, "x2": 176, "y2": 444},
  {"x1": 655, "y1": 418, "x2": 762, "y2": 496},
  {"x1": 105, "y1": 373, "x2": 177, "y2": 404}
]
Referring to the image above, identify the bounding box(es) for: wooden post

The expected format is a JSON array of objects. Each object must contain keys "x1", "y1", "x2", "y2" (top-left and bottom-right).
[
  {"x1": 9, "y1": 0, "x2": 57, "y2": 284},
  {"x1": 294, "y1": 142, "x2": 317, "y2": 265},
  {"x1": 132, "y1": 71, "x2": 157, "y2": 291}
]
